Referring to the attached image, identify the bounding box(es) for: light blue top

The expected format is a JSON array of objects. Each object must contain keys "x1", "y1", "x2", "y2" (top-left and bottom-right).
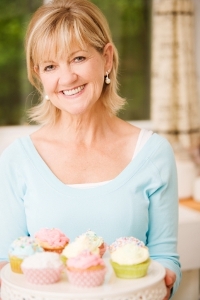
[{"x1": 0, "y1": 133, "x2": 181, "y2": 296}]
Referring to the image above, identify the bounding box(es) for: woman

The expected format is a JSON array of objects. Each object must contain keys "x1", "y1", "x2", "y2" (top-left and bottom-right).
[{"x1": 0, "y1": 0, "x2": 181, "y2": 299}]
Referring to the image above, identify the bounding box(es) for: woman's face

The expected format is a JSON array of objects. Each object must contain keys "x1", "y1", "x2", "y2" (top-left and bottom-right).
[{"x1": 35, "y1": 43, "x2": 113, "y2": 116}]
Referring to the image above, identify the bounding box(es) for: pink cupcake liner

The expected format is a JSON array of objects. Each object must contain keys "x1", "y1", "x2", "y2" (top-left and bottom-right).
[
  {"x1": 22, "y1": 267, "x2": 63, "y2": 284},
  {"x1": 67, "y1": 268, "x2": 106, "y2": 287}
]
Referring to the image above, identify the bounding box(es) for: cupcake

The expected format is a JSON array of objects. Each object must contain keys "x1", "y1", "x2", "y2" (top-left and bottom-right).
[
  {"x1": 62, "y1": 230, "x2": 106, "y2": 263},
  {"x1": 35, "y1": 228, "x2": 69, "y2": 254},
  {"x1": 81, "y1": 230, "x2": 106, "y2": 257},
  {"x1": 9, "y1": 236, "x2": 44, "y2": 274},
  {"x1": 109, "y1": 237, "x2": 150, "y2": 279},
  {"x1": 21, "y1": 252, "x2": 64, "y2": 284},
  {"x1": 66, "y1": 250, "x2": 106, "y2": 287}
]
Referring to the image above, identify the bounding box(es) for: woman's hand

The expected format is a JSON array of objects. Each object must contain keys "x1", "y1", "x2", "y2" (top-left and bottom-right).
[{"x1": 163, "y1": 268, "x2": 176, "y2": 300}]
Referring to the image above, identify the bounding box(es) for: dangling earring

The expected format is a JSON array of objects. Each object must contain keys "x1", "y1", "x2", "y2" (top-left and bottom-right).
[
  {"x1": 105, "y1": 71, "x2": 111, "y2": 84},
  {"x1": 45, "y1": 95, "x2": 50, "y2": 100}
]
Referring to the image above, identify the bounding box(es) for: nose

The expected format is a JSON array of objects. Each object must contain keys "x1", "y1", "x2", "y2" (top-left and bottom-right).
[{"x1": 58, "y1": 64, "x2": 77, "y2": 85}]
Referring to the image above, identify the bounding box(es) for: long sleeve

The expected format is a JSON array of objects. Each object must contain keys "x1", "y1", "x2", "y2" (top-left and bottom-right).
[
  {"x1": 0, "y1": 143, "x2": 28, "y2": 261},
  {"x1": 146, "y1": 138, "x2": 181, "y2": 297}
]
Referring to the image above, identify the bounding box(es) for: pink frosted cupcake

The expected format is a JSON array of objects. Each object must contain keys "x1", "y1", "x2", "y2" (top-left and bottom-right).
[
  {"x1": 35, "y1": 228, "x2": 69, "y2": 254},
  {"x1": 21, "y1": 252, "x2": 64, "y2": 284},
  {"x1": 66, "y1": 250, "x2": 106, "y2": 287}
]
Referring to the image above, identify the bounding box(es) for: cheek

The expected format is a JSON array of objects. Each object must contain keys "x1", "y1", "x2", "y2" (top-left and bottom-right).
[
  {"x1": 39, "y1": 75, "x2": 55, "y2": 91},
  {"x1": 90, "y1": 66, "x2": 105, "y2": 87},
  {"x1": 87, "y1": 57, "x2": 105, "y2": 81}
]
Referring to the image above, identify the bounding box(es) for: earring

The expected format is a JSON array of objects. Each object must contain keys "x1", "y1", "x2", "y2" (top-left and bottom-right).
[
  {"x1": 105, "y1": 71, "x2": 111, "y2": 84},
  {"x1": 45, "y1": 95, "x2": 50, "y2": 100}
]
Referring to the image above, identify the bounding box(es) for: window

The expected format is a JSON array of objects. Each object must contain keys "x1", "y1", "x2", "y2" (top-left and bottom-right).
[
  {"x1": 92, "y1": 0, "x2": 151, "y2": 121},
  {"x1": 0, "y1": 0, "x2": 41, "y2": 125},
  {"x1": 0, "y1": 0, "x2": 151, "y2": 125}
]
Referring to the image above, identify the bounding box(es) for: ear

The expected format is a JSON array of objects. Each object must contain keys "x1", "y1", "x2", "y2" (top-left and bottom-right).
[
  {"x1": 33, "y1": 65, "x2": 40, "y2": 78},
  {"x1": 103, "y1": 43, "x2": 114, "y2": 72}
]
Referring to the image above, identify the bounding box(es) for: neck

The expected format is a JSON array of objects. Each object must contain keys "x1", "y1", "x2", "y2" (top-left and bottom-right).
[{"x1": 43, "y1": 106, "x2": 115, "y2": 146}]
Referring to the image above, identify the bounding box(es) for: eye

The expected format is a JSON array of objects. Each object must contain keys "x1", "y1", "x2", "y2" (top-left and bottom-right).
[
  {"x1": 74, "y1": 56, "x2": 85, "y2": 63},
  {"x1": 44, "y1": 65, "x2": 55, "y2": 72}
]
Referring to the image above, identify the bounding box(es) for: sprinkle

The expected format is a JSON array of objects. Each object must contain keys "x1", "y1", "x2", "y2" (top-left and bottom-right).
[{"x1": 109, "y1": 237, "x2": 145, "y2": 253}]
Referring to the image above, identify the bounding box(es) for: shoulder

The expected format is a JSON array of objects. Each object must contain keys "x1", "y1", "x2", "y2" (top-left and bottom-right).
[
  {"x1": 146, "y1": 133, "x2": 177, "y2": 181},
  {"x1": 149, "y1": 133, "x2": 175, "y2": 159},
  {"x1": 0, "y1": 136, "x2": 30, "y2": 167}
]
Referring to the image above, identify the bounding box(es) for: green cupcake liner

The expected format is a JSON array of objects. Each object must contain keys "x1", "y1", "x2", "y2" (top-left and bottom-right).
[{"x1": 110, "y1": 258, "x2": 151, "y2": 279}]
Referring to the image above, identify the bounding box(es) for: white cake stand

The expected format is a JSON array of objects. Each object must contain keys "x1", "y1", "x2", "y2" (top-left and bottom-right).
[{"x1": 1, "y1": 260, "x2": 167, "y2": 300}]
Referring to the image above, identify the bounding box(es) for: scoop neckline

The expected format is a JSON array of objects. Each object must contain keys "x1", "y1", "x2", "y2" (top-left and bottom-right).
[{"x1": 19, "y1": 133, "x2": 158, "y2": 198}]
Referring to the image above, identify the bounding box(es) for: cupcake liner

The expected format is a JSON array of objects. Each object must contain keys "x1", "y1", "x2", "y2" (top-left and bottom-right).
[
  {"x1": 110, "y1": 258, "x2": 151, "y2": 279},
  {"x1": 67, "y1": 268, "x2": 106, "y2": 287},
  {"x1": 22, "y1": 267, "x2": 63, "y2": 284},
  {"x1": 9, "y1": 256, "x2": 23, "y2": 274}
]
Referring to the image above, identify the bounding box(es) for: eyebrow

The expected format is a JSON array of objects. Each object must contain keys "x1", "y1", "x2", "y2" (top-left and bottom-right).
[
  {"x1": 69, "y1": 49, "x2": 88, "y2": 56},
  {"x1": 40, "y1": 50, "x2": 89, "y2": 64},
  {"x1": 40, "y1": 60, "x2": 56, "y2": 64}
]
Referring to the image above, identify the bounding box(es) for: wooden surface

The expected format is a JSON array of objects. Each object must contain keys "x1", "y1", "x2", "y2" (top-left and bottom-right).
[{"x1": 179, "y1": 198, "x2": 200, "y2": 212}]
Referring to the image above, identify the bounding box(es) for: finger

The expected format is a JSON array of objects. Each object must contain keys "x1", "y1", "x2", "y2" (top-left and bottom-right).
[
  {"x1": 163, "y1": 287, "x2": 170, "y2": 300},
  {"x1": 164, "y1": 268, "x2": 176, "y2": 286}
]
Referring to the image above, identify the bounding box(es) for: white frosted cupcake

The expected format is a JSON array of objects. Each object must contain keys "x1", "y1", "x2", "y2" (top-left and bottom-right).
[
  {"x1": 61, "y1": 230, "x2": 106, "y2": 263},
  {"x1": 109, "y1": 237, "x2": 150, "y2": 279},
  {"x1": 21, "y1": 252, "x2": 64, "y2": 284},
  {"x1": 81, "y1": 230, "x2": 106, "y2": 257}
]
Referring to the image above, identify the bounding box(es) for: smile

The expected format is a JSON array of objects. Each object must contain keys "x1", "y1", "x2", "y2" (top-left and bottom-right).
[{"x1": 62, "y1": 85, "x2": 85, "y2": 96}]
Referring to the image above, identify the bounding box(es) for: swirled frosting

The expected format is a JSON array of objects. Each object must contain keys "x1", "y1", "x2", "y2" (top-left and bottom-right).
[
  {"x1": 67, "y1": 250, "x2": 105, "y2": 270},
  {"x1": 62, "y1": 230, "x2": 103, "y2": 258},
  {"x1": 22, "y1": 252, "x2": 64, "y2": 269},
  {"x1": 9, "y1": 237, "x2": 43, "y2": 259},
  {"x1": 109, "y1": 237, "x2": 149, "y2": 265},
  {"x1": 79, "y1": 230, "x2": 104, "y2": 248},
  {"x1": 35, "y1": 228, "x2": 69, "y2": 247}
]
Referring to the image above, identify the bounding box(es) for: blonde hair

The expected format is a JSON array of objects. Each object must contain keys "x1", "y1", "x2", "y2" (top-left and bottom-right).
[{"x1": 26, "y1": 0, "x2": 126, "y2": 125}]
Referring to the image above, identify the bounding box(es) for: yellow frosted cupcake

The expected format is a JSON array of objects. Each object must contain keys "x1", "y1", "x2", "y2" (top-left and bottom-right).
[{"x1": 109, "y1": 237, "x2": 150, "y2": 279}]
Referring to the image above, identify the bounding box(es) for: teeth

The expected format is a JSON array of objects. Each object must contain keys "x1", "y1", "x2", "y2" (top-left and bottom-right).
[{"x1": 63, "y1": 85, "x2": 84, "y2": 96}]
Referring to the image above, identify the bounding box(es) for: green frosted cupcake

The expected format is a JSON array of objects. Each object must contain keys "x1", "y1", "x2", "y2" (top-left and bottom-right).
[{"x1": 109, "y1": 237, "x2": 150, "y2": 279}]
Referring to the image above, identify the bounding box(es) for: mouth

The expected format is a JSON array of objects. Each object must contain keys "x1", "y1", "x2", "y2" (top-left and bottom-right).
[{"x1": 62, "y1": 85, "x2": 85, "y2": 96}]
